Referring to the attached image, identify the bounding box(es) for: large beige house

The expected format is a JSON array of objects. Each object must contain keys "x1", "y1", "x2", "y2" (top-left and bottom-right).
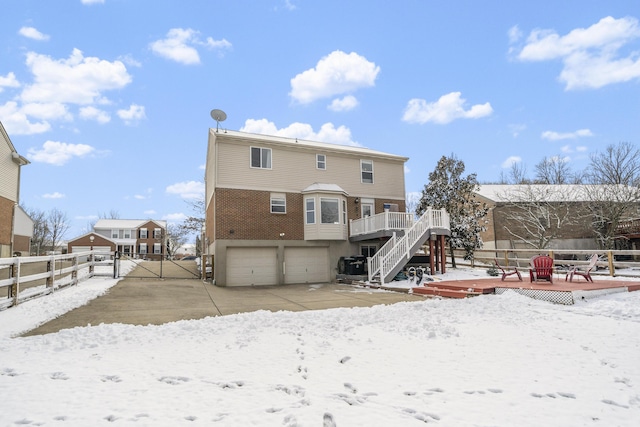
[
  {"x1": 0, "y1": 121, "x2": 31, "y2": 257},
  {"x1": 205, "y1": 129, "x2": 449, "y2": 286}
]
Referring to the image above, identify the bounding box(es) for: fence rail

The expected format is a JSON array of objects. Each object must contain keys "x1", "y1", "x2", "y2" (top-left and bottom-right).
[
  {"x1": 0, "y1": 250, "x2": 116, "y2": 311},
  {"x1": 456, "y1": 248, "x2": 640, "y2": 278}
]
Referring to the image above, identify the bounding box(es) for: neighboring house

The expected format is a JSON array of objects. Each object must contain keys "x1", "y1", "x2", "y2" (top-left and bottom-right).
[
  {"x1": 475, "y1": 184, "x2": 640, "y2": 250},
  {"x1": 204, "y1": 129, "x2": 450, "y2": 286},
  {"x1": 67, "y1": 219, "x2": 167, "y2": 260},
  {"x1": 13, "y1": 205, "x2": 34, "y2": 256},
  {"x1": 0, "y1": 121, "x2": 30, "y2": 258}
]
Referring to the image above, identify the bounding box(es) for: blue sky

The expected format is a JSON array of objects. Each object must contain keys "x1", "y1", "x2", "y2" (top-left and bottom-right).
[{"x1": 2, "y1": 0, "x2": 640, "y2": 240}]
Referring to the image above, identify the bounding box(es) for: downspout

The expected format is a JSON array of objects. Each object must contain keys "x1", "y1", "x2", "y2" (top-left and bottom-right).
[{"x1": 10, "y1": 203, "x2": 17, "y2": 256}]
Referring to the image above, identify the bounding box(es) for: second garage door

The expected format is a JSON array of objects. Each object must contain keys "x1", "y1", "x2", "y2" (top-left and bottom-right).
[
  {"x1": 284, "y1": 247, "x2": 329, "y2": 284},
  {"x1": 226, "y1": 247, "x2": 278, "y2": 286}
]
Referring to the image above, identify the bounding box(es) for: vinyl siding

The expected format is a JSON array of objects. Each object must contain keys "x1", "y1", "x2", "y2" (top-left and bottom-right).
[
  {"x1": 0, "y1": 135, "x2": 19, "y2": 202},
  {"x1": 213, "y1": 136, "x2": 406, "y2": 199}
]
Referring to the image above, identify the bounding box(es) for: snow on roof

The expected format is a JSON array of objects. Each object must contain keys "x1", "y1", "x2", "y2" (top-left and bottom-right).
[
  {"x1": 212, "y1": 129, "x2": 409, "y2": 161},
  {"x1": 94, "y1": 219, "x2": 167, "y2": 229},
  {"x1": 475, "y1": 184, "x2": 623, "y2": 203},
  {"x1": 301, "y1": 183, "x2": 348, "y2": 194}
]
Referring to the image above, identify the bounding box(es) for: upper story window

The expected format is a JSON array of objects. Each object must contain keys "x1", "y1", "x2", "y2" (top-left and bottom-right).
[
  {"x1": 305, "y1": 198, "x2": 315, "y2": 224},
  {"x1": 251, "y1": 147, "x2": 272, "y2": 169},
  {"x1": 111, "y1": 229, "x2": 118, "y2": 239},
  {"x1": 139, "y1": 228, "x2": 148, "y2": 239},
  {"x1": 123, "y1": 229, "x2": 131, "y2": 239},
  {"x1": 316, "y1": 154, "x2": 326, "y2": 170},
  {"x1": 321, "y1": 198, "x2": 340, "y2": 224},
  {"x1": 154, "y1": 228, "x2": 162, "y2": 239},
  {"x1": 361, "y1": 160, "x2": 373, "y2": 183},
  {"x1": 270, "y1": 193, "x2": 286, "y2": 214}
]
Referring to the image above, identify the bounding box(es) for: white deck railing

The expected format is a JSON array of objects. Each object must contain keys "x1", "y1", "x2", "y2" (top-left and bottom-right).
[
  {"x1": 350, "y1": 212, "x2": 415, "y2": 237},
  {"x1": 367, "y1": 208, "x2": 450, "y2": 284}
]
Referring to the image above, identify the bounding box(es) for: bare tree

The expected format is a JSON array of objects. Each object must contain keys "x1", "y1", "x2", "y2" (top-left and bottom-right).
[
  {"x1": 499, "y1": 162, "x2": 529, "y2": 184},
  {"x1": 22, "y1": 205, "x2": 48, "y2": 256},
  {"x1": 166, "y1": 224, "x2": 189, "y2": 258},
  {"x1": 46, "y1": 208, "x2": 70, "y2": 253},
  {"x1": 497, "y1": 185, "x2": 582, "y2": 249},
  {"x1": 584, "y1": 142, "x2": 640, "y2": 249},
  {"x1": 534, "y1": 156, "x2": 575, "y2": 184}
]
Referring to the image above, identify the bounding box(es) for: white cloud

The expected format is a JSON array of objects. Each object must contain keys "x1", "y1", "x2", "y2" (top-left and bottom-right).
[
  {"x1": 402, "y1": 92, "x2": 493, "y2": 125},
  {"x1": 514, "y1": 16, "x2": 640, "y2": 90},
  {"x1": 163, "y1": 213, "x2": 188, "y2": 222},
  {"x1": 18, "y1": 26, "x2": 50, "y2": 41},
  {"x1": 150, "y1": 28, "x2": 232, "y2": 65},
  {"x1": 117, "y1": 104, "x2": 146, "y2": 124},
  {"x1": 0, "y1": 72, "x2": 20, "y2": 92},
  {"x1": 576, "y1": 145, "x2": 589, "y2": 152},
  {"x1": 43, "y1": 192, "x2": 65, "y2": 199},
  {"x1": 541, "y1": 128, "x2": 593, "y2": 141},
  {"x1": 81, "y1": 0, "x2": 104, "y2": 4},
  {"x1": 144, "y1": 210, "x2": 157, "y2": 215},
  {"x1": 22, "y1": 102, "x2": 72, "y2": 121},
  {"x1": 166, "y1": 181, "x2": 205, "y2": 199},
  {"x1": 134, "y1": 195, "x2": 146, "y2": 200},
  {"x1": 509, "y1": 123, "x2": 527, "y2": 138},
  {"x1": 75, "y1": 214, "x2": 98, "y2": 220},
  {"x1": 241, "y1": 119, "x2": 360, "y2": 146},
  {"x1": 508, "y1": 25, "x2": 522, "y2": 45},
  {"x1": 27, "y1": 141, "x2": 95, "y2": 166},
  {"x1": 289, "y1": 50, "x2": 380, "y2": 104},
  {"x1": 79, "y1": 106, "x2": 111, "y2": 124},
  {"x1": 501, "y1": 156, "x2": 522, "y2": 168},
  {"x1": 0, "y1": 101, "x2": 51, "y2": 135},
  {"x1": 20, "y1": 49, "x2": 131, "y2": 105},
  {"x1": 328, "y1": 95, "x2": 359, "y2": 112}
]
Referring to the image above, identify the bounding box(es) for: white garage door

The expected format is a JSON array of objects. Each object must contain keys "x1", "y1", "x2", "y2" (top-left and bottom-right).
[
  {"x1": 71, "y1": 246, "x2": 112, "y2": 254},
  {"x1": 227, "y1": 247, "x2": 278, "y2": 286},
  {"x1": 284, "y1": 247, "x2": 329, "y2": 284}
]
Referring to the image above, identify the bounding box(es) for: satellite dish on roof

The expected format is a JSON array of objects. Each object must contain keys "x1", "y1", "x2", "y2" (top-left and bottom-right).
[{"x1": 210, "y1": 109, "x2": 227, "y2": 132}]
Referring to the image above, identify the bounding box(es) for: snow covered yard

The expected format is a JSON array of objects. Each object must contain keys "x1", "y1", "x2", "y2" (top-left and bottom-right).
[{"x1": 0, "y1": 266, "x2": 639, "y2": 426}]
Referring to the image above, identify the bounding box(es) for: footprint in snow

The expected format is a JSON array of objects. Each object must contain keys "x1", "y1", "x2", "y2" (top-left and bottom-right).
[
  {"x1": 101, "y1": 375, "x2": 122, "y2": 383},
  {"x1": 557, "y1": 391, "x2": 576, "y2": 399},
  {"x1": 184, "y1": 415, "x2": 197, "y2": 421},
  {"x1": 50, "y1": 372, "x2": 69, "y2": 380},
  {"x1": 1, "y1": 368, "x2": 19, "y2": 377},
  {"x1": 344, "y1": 382, "x2": 357, "y2": 394},
  {"x1": 487, "y1": 388, "x2": 503, "y2": 394},
  {"x1": 339, "y1": 356, "x2": 351, "y2": 364},
  {"x1": 323, "y1": 412, "x2": 336, "y2": 427},
  {"x1": 158, "y1": 376, "x2": 189, "y2": 385}
]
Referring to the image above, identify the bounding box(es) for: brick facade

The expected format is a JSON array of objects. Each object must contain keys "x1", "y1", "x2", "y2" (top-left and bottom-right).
[{"x1": 215, "y1": 188, "x2": 305, "y2": 240}]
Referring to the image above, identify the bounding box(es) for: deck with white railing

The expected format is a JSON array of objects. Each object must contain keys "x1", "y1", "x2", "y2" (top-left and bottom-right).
[
  {"x1": 349, "y1": 212, "x2": 415, "y2": 239},
  {"x1": 363, "y1": 208, "x2": 450, "y2": 285}
]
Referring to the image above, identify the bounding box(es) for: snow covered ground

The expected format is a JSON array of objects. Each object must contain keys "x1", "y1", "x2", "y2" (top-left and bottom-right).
[{"x1": 1, "y1": 263, "x2": 639, "y2": 426}]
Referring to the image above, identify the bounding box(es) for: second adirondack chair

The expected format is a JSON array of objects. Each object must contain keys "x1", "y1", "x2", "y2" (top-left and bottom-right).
[{"x1": 529, "y1": 255, "x2": 554, "y2": 283}]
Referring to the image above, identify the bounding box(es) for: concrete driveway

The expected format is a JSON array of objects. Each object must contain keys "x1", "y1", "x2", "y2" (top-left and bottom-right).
[{"x1": 22, "y1": 274, "x2": 424, "y2": 336}]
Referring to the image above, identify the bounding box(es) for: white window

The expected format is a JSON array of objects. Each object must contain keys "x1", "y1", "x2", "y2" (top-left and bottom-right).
[
  {"x1": 139, "y1": 243, "x2": 147, "y2": 254},
  {"x1": 305, "y1": 198, "x2": 315, "y2": 224},
  {"x1": 361, "y1": 160, "x2": 373, "y2": 183},
  {"x1": 140, "y1": 228, "x2": 148, "y2": 239},
  {"x1": 316, "y1": 154, "x2": 326, "y2": 170},
  {"x1": 124, "y1": 229, "x2": 131, "y2": 239},
  {"x1": 321, "y1": 198, "x2": 339, "y2": 224},
  {"x1": 154, "y1": 228, "x2": 162, "y2": 239},
  {"x1": 251, "y1": 147, "x2": 272, "y2": 169},
  {"x1": 111, "y1": 229, "x2": 118, "y2": 239},
  {"x1": 342, "y1": 200, "x2": 347, "y2": 224},
  {"x1": 271, "y1": 193, "x2": 286, "y2": 214},
  {"x1": 153, "y1": 243, "x2": 162, "y2": 254}
]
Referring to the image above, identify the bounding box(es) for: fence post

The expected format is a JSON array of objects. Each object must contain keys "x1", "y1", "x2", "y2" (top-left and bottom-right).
[
  {"x1": 89, "y1": 251, "x2": 94, "y2": 275},
  {"x1": 46, "y1": 256, "x2": 54, "y2": 290},
  {"x1": 10, "y1": 259, "x2": 19, "y2": 307},
  {"x1": 607, "y1": 250, "x2": 615, "y2": 276},
  {"x1": 113, "y1": 251, "x2": 120, "y2": 279},
  {"x1": 71, "y1": 254, "x2": 78, "y2": 286}
]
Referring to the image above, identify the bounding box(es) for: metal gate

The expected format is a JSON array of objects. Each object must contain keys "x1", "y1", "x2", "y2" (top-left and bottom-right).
[{"x1": 120, "y1": 253, "x2": 201, "y2": 279}]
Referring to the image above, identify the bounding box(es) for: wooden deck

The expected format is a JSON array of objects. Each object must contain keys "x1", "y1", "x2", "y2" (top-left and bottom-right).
[{"x1": 411, "y1": 274, "x2": 640, "y2": 305}]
